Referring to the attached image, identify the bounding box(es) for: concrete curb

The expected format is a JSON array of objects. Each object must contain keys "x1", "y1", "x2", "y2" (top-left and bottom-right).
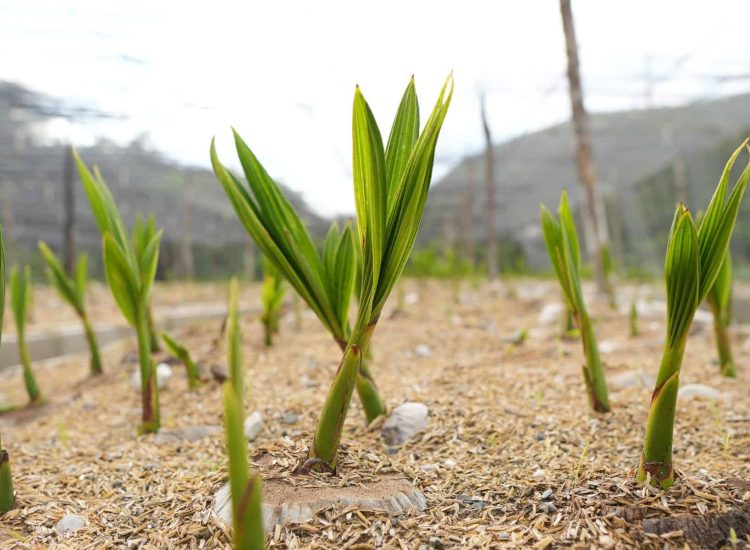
[{"x1": 0, "y1": 302, "x2": 237, "y2": 370}]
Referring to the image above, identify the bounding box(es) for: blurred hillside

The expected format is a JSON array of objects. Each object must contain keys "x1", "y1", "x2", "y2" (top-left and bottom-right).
[
  {"x1": 0, "y1": 81, "x2": 328, "y2": 279},
  {"x1": 422, "y1": 93, "x2": 750, "y2": 274}
]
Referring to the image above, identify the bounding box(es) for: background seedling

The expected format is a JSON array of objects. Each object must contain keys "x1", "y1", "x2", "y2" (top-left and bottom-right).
[
  {"x1": 38, "y1": 244, "x2": 103, "y2": 375},
  {"x1": 75, "y1": 153, "x2": 163, "y2": 434},
  {"x1": 541, "y1": 191, "x2": 610, "y2": 412},
  {"x1": 630, "y1": 299, "x2": 639, "y2": 337},
  {"x1": 9, "y1": 265, "x2": 44, "y2": 405},
  {"x1": 637, "y1": 141, "x2": 750, "y2": 489},
  {"x1": 226, "y1": 277, "x2": 244, "y2": 404},
  {"x1": 259, "y1": 256, "x2": 285, "y2": 347},
  {"x1": 132, "y1": 215, "x2": 161, "y2": 353},
  {"x1": 161, "y1": 332, "x2": 202, "y2": 389}
]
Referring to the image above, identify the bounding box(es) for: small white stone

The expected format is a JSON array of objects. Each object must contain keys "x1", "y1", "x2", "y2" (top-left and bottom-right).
[
  {"x1": 679, "y1": 384, "x2": 724, "y2": 401},
  {"x1": 443, "y1": 459, "x2": 457, "y2": 468},
  {"x1": 414, "y1": 345, "x2": 431, "y2": 358},
  {"x1": 420, "y1": 463, "x2": 439, "y2": 473},
  {"x1": 598, "y1": 340, "x2": 622, "y2": 354},
  {"x1": 243, "y1": 411, "x2": 264, "y2": 441},
  {"x1": 537, "y1": 303, "x2": 564, "y2": 325},
  {"x1": 405, "y1": 292, "x2": 420, "y2": 305},
  {"x1": 55, "y1": 514, "x2": 86, "y2": 535},
  {"x1": 381, "y1": 402, "x2": 429, "y2": 446},
  {"x1": 131, "y1": 363, "x2": 172, "y2": 390},
  {"x1": 532, "y1": 468, "x2": 545, "y2": 480}
]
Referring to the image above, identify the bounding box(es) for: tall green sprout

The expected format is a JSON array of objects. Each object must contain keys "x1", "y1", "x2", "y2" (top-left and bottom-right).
[
  {"x1": 638, "y1": 141, "x2": 750, "y2": 489},
  {"x1": 0, "y1": 224, "x2": 14, "y2": 515},
  {"x1": 707, "y1": 253, "x2": 734, "y2": 377},
  {"x1": 161, "y1": 332, "x2": 202, "y2": 388},
  {"x1": 541, "y1": 191, "x2": 610, "y2": 412},
  {"x1": 213, "y1": 76, "x2": 452, "y2": 472},
  {"x1": 211, "y1": 137, "x2": 381, "y2": 422},
  {"x1": 223, "y1": 276, "x2": 264, "y2": 549},
  {"x1": 260, "y1": 256, "x2": 285, "y2": 347},
  {"x1": 38, "y1": 244, "x2": 103, "y2": 375},
  {"x1": 9, "y1": 265, "x2": 44, "y2": 405},
  {"x1": 74, "y1": 153, "x2": 163, "y2": 434}
]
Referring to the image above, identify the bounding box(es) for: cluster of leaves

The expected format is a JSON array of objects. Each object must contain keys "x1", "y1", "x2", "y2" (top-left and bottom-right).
[
  {"x1": 260, "y1": 256, "x2": 286, "y2": 347},
  {"x1": 38, "y1": 245, "x2": 102, "y2": 375}
]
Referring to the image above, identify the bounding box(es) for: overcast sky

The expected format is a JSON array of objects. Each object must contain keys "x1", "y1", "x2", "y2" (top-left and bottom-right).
[{"x1": 2, "y1": 0, "x2": 749, "y2": 215}]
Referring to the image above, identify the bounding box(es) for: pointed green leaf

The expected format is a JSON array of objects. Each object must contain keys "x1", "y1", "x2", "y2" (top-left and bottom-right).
[
  {"x1": 102, "y1": 233, "x2": 139, "y2": 326},
  {"x1": 385, "y1": 77, "x2": 420, "y2": 215},
  {"x1": 665, "y1": 207, "x2": 700, "y2": 346},
  {"x1": 38, "y1": 242, "x2": 84, "y2": 315}
]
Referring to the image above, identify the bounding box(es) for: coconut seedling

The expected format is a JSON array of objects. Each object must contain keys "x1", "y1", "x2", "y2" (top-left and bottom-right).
[
  {"x1": 211, "y1": 139, "x2": 382, "y2": 422},
  {"x1": 9, "y1": 265, "x2": 44, "y2": 405},
  {"x1": 637, "y1": 142, "x2": 750, "y2": 489},
  {"x1": 541, "y1": 191, "x2": 610, "y2": 412},
  {"x1": 259, "y1": 256, "x2": 285, "y2": 347},
  {"x1": 161, "y1": 332, "x2": 202, "y2": 388},
  {"x1": 0, "y1": 224, "x2": 14, "y2": 515},
  {"x1": 38, "y1": 244, "x2": 103, "y2": 375},
  {"x1": 222, "y1": 277, "x2": 264, "y2": 549},
  {"x1": 75, "y1": 153, "x2": 163, "y2": 434},
  {"x1": 630, "y1": 299, "x2": 639, "y2": 338},
  {"x1": 213, "y1": 76, "x2": 453, "y2": 471},
  {"x1": 706, "y1": 253, "x2": 734, "y2": 377}
]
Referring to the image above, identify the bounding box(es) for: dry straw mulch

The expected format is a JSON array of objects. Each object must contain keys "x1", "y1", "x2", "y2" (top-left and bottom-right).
[{"x1": 1, "y1": 279, "x2": 749, "y2": 549}]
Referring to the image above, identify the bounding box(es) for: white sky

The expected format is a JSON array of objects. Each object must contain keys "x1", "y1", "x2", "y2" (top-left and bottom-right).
[{"x1": 2, "y1": 0, "x2": 749, "y2": 215}]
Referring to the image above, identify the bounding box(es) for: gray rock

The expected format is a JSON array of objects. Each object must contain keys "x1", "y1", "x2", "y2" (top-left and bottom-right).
[
  {"x1": 540, "y1": 488, "x2": 554, "y2": 500},
  {"x1": 131, "y1": 363, "x2": 172, "y2": 390},
  {"x1": 537, "y1": 302, "x2": 564, "y2": 325},
  {"x1": 153, "y1": 425, "x2": 220, "y2": 444},
  {"x1": 532, "y1": 468, "x2": 545, "y2": 480},
  {"x1": 243, "y1": 411, "x2": 264, "y2": 441},
  {"x1": 281, "y1": 411, "x2": 299, "y2": 425},
  {"x1": 381, "y1": 402, "x2": 429, "y2": 446},
  {"x1": 55, "y1": 514, "x2": 86, "y2": 535},
  {"x1": 540, "y1": 502, "x2": 558, "y2": 513}
]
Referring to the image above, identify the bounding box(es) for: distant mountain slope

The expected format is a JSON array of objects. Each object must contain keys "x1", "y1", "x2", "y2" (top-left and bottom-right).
[
  {"x1": 423, "y1": 93, "x2": 750, "y2": 271},
  {"x1": 0, "y1": 81, "x2": 328, "y2": 278}
]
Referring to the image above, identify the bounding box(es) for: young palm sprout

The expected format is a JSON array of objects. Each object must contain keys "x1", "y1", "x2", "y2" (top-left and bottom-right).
[
  {"x1": 541, "y1": 192, "x2": 610, "y2": 412},
  {"x1": 38, "y1": 244, "x2": 103, "y2": 375},
  {"x1": 161, "y1": 332, "x2": 202, "y2": 388},
  {"x1": 638, "y1": 142, "x2": 750, "y2": 489},
  {"x1": 10, "y1": 265, "x2": 44, "y2": 405},
  {"x1": 630, "y1": 299, "x2": 639, "y2": 338},
  {"x1": 211, "y1": 137, "x2": 381, "y2": 422},
  {"x1": 223, "y1": 277, "x2": 264, "y2": 549},
  {"x1": 214, "y1": 76, "x2": 453, "y2": 471},
  {"x1": 0, "y1": 225, "x2": 14, "y2": 515},
  {"x1": 260, "y1": 256, "x2": 285, "y2": 347},
  {"x1": 706, "y1": 253, "x2": 734, "y2": 377},
  {"x1": 75, "y1": 153, "x2": 163, "y2": 434}
]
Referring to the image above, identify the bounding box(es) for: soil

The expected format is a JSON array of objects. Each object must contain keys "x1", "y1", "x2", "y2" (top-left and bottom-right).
[{"x1": 1, "y1": 278, "x2": 749, "y2": 549}]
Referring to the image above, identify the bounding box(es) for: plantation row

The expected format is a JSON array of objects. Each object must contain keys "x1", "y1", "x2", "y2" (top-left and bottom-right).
[{"x1": 0, "y1": 75, "x2": 749, "y2": 549}]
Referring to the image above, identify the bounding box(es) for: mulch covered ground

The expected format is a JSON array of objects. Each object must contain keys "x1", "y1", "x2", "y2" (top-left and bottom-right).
[{"x1": 1, "y1": 279, "x2": 749, "y2": 549}]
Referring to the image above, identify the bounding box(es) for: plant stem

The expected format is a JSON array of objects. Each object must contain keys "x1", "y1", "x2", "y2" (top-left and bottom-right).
[
  {"x1": 185, "y1": 357, "x2": 202, "y2": 389},
  {"x1": 82, "y1": 314, "x2": 103, "y2": 376},
  {"x1": 136, "y1": 308, "x2": 160, "y2": 434},
  {"x1": 17, "y1": 332, "x2": 43, "y2": 404},
  {"x1": 262, "y1": 321, "x2": 273, "y2": 348},
  {"x1": 709, "y1": 301, "x2": 735, "y2": 377},
  {"x1": 578, "y1": 312, "x2": 610, "y2": 412},
  {"x1": 637, "y1": 338, "x2": 686, "y2": 489},
  {"x1": 335, "y1": 337, "x2": 386, "y2": 423},
  {"x1": 0, "y1": 448, "x2": 12, "y2": 515},
  {"x1": 306, "y1": 323, "x2": 375, "y2": 472}
]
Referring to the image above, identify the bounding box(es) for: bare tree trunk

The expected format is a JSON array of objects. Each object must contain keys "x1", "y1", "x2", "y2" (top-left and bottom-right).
[
  {"x1": 480, "y1": 92, "x2": 498, "y2": 278},
  {"x1": 181, "y1": 172, "x2": 195, "y2": 280},
  {"x1": 463, "y1": 161, "x2": 477, "y2": 267},
  {"x1": 63, "y1": 144, "x2": 76, "y2": 275},
  {"x1": 559, "y1": 0, "x2": 612, "y2": 298}
]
